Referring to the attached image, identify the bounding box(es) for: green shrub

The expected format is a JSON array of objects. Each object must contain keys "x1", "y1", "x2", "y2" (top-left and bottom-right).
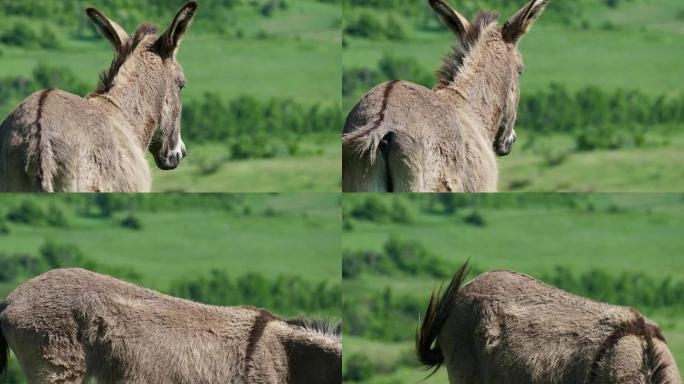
[
  {"x1": 463, "y1": 211, "x2": 486, "y2": 227},
  {"x1": 344, "y1": 353, "x2": 375, "y2": 382},
  {"x1": 7, "y1": 200, "x2": 46, "y2": 224},
  {"x1": 120, "y1": 214, "x2": 143, "y2": 230},
  {"x1": 0, "y1": 220, "x2": 10, "y2": 235},
  {"x1": 46, "y1": 204, "x2": 68, "y2": 227}
]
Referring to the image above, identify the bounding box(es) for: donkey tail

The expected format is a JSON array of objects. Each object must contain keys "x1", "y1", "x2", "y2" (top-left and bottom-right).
[
  {"x1": 0, "y1": 303, "x2": 8, "y2": 384},
  {"x1": 416, "y1": 262, "x2": 470, "y2": 376}
]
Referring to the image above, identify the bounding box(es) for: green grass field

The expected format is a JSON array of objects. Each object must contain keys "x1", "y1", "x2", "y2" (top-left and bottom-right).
[
  {"x1": 343, "y1": 0, "x2": 684, "y2": 192},
  {"x1": 342, "y1": 194, "x2": 684, "y2": 382},
  {"x1": 151, "y1": 136, "x2": 341, "y2": 192},
  {"x1": 0, "y1": 193, "x2": 341, "y2": 294},
  {"x1": 1, "y1": 1, "x2": 340, "y2": 104}
]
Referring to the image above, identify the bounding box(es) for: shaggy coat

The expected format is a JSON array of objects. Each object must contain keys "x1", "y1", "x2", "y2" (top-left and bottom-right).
[
  {"x1": 0, "y1": 2, "x2": 198, "y2": 192},
  {"x1": 417, "y1": 264, "x2": 682, "y2": 384},
  {"x1": 0, "y1": 269, "x2": 341, "y2": 384},
  {"x1": 342, "y1": 0, "x2": 549, "y2": 192}
]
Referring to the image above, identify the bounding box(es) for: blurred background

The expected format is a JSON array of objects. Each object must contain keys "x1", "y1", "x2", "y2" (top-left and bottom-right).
[
  {"x1": 342, "y1": 193, "x2": 684, "y2": 383},
  {"x1": 343, "y1": 0, "x2": 684, "y2": 192},
  {"x1": 0, "y1": 193, "x2": 341, "y2": 383},
  {"x1": 0, "y1": 0, "x2": 342, "y2": 192}
]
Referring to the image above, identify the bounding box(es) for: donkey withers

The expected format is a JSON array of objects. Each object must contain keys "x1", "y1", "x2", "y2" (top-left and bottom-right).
[
  {"x1": 417, "y1": 264, "x2": 682, "y2": 384},
  {"x1": 0, "y1": 2, "x2": 198, "y2": 192},
  {"x1": 0, "y1": 268, "x2": 341, "y2": 384},
  {"x1": 343, "y1": 0, "x2": 549, "y2": 192}
]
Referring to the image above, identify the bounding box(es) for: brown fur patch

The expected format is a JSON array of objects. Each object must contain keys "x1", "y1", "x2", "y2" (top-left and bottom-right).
[
  {"x1": 437, "y1": 180, "x2": 452, "y2": 192},
  {"x1": 244, "y1": 310, "x2": 278, "y2": 378},
  {"x1": 96, "y1": 23, "x2": 159, "y2": 94},
  {"x1": 587, "y1": 312, "x2": 668, "y2": 383},
  {"x1": 437, "y1": 11, "x2": 500, "y2": 86}
]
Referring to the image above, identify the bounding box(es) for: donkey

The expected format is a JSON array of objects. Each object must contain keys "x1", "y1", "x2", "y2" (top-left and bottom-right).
[
  {"x1": 417, "y1": 263, "x2": 682, "y2": 384},
  {"x1": 0, "y1": 2, "x2": 198, "y2": 192},
  {"x1": 343, "y1": 0, "x2": 549, "y2": 192},
  {"x1": 0, "y1": 268, "x2": 341, "y2": 384}
]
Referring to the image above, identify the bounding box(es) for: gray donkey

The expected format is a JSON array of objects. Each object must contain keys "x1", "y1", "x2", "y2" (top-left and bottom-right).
[
  {"x1": 0, "y1": 2, "x2": 198, "y2": 192},
  {"x1": 0, "y1": 268, "x2": 341, "y2": 384},
  {"x1": 417, "y1": 263, "x2": 682, "y2": 384},
  {"x1": 343, "y1": 0, "x2": 549, "y2": 192}
]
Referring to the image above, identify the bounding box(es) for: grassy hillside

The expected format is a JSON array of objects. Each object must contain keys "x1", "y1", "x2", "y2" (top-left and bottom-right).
[
  {"x1": 342, "y1": 0, "x2": 684, "y2": 192},
  {"x1": 0, "y1": 193, "x2": 341, "y2": 293},
  {"x1": 342, "y1": 194, "x2": 684, "y2": 383},
  {"x1": 150, "y1": 137, "x2": 341, "y2": 192}
]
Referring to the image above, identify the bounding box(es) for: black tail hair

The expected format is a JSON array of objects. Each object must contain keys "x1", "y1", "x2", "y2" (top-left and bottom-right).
[
  {"x1": 0, "y1": 303, "x2": 8, "y2": 384},
  {"x1": 416, "y1": 262, "x2": 470, "y2": 378}
]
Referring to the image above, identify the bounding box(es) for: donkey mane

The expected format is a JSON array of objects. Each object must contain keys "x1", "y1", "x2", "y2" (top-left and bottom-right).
[
  {"x1": 587, "y1": 312, "x2": 669, "y2": 384},
  {"x1": 436, "y1": 11, "x2": 500, "y2": 87},
  {"x1": 286, "y1": 317, "x2": 342, "y2": 339},
  {"x1": 96, "y1": 23, "x2": 159, "y2": 94}
]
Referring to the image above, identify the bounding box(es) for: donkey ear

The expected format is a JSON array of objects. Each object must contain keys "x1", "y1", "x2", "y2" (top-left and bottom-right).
[
  {"x1": 502, "y1": 0, "x2": 549, "y2": 44},
  {"x1": 428, "y1": 0, "x2": 470, "y2": 36},
  {"x1": 159, "y1": 1, "x2": 198, "y2": 57},
  {"x1": 85, "y1": 7, "x2": 130, "y2": 51}
]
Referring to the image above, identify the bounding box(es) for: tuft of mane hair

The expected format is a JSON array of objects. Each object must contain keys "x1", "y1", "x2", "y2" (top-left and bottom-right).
[
  {"x1": 96, "y1": 23, "x2": 159, "y2": 94},
  {"x1": 436, "y1": 11, "x2": 499, "y2": 87},
  {"x1": 286, "y1": 317, "x2": 342, "y2": 339}
]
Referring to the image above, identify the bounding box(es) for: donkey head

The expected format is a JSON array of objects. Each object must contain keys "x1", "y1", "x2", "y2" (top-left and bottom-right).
[
  {"x1": 429, "y1": 0, "x2": 549, "y2": 156},
  {"x1": 86, "y1": 1, "x2": 198, "y2": 170}
]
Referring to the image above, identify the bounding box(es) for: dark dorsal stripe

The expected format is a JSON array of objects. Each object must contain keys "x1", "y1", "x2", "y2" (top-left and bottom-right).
[
  {"x1": 586, "y1": 312, "x2": 668, "y2": 384},
  {"x1": 244, "y1": 309, "x2": 279, "y2": 379},
  {"x1": 33, "y1": 89, "x2": 54, "y2": 190}
]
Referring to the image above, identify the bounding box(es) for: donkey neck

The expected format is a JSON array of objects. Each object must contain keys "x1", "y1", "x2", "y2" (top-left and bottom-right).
[
  {"x1": 437, "y1": 39, "x2": 510, "y2": 142},
  {"x1": 97, "y1": 77, "x2": 165, "y2": 151}
]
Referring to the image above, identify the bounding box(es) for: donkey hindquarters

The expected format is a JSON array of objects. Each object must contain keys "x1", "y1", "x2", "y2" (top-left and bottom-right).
[
  {"x1": 418, "y1": 267, "x2": 681, "y2": 384},
  {"x1": 0, "y1": 268, "x2": 341, "y2": 384},
  {"x1": 343, "y1": 81, "x2": 498, "y2": 192},
  {"x1": 0, "y1": 89, "x2": 151, "y2": 192}
]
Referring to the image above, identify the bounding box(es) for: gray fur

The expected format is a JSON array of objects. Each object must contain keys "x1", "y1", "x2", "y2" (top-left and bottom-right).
[
  {"x1": 342, "y1": 0, "x2": 550, "y2": 192},
  {"x1": 0, "y1": 2, "x2": 198, "y2": 192},
  {"x1": 0, "y1": 269, "x2": 341, "y2": 384},
  {"x1": 417, "y1": 266, "x2": 682, "y2": 384}
]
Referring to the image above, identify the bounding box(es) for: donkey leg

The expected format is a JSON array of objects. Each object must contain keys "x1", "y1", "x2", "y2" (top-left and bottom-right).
[
  {"x1": 342, "y1": 149, "x2": 389, "y2": 192},
  {"x1": 4, "y1": 328, "x2": 86, "y2": 384}
]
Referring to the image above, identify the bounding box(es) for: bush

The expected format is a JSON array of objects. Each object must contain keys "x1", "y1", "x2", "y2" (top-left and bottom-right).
[
  {"x1": 343, "y1": 237, "x2": 455, "y2": 279},
  {"x1": 349, "y1": 196, "x2": 389, "y2": 222},
  {"x1": 344, "y1": 353, "x2": 374, "y2": 381},
  {"x1": 345, "y1": 12, "x2": 385, "y2": 39},
  {"x1": 169, "y1": 270, "x2": 341, "y2": 316},
  {"x1": 120, "y1": 214, "x2": 143, "y2": 230},
  {"x1": 7, "y1": 200, "x2": 45, "y2": 224},
  {"x1": 463, "y1": 211, "x2": 486, "y2": 227},
  {"x1": 0, "y1": 21, "x2": 38, "y2": 47},
  {"x1": 40, "y1": 240, "x2": 89, "y2": 269},
  {"x1": 46, "y1": 204, "x2": 68, "y2": 227},
  {"x1": 0, "y1": 221, "x2": 10, "y2": 235}
]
